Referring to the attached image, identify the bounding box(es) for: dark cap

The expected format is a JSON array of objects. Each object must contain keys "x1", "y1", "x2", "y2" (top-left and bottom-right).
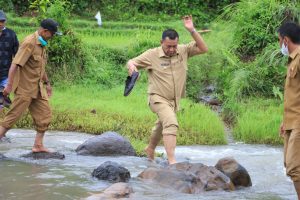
[
  {"x1": 0, "y1": 10, "x2": 6, "y2": 21},
  {"x1": 40, "y1": 18, "x2": 62, "y2": 35}
]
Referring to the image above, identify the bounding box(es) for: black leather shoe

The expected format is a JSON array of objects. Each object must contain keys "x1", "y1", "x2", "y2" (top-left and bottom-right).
[{"x1": 124, "y1": 71, "x2": 139, "y2": 96}]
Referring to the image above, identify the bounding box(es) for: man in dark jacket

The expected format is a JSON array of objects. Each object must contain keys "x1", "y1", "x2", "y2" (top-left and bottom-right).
[{"x1": 0, "y1": 10, "x2": 19, "y2": 108}]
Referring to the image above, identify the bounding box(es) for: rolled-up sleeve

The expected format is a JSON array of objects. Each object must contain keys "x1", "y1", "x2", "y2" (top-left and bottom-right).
[
  {"x1": 185, "y1": 41, "x2": 201, "y2": 58},
  {"x1": 12, "y1": 41, "x2": 33, "y2": 67},
  {"x1": 130, "y1": 49, "x2": 152, "y2": 69}
]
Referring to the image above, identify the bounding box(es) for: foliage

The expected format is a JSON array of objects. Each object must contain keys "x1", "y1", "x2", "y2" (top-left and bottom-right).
[
  {"x1": 233, "y1": 98, "x2": 283, "y2": 145},
  {"x1": 7, "y1": 0, "x2": 236, "y2": 24},
  {"x1": 29, "y1": 0, "x2": 51, "y2": 21},
  {"x1": 29, "y1": 0, "x2": 85, "y2": 83},
  {"x1": 0, "y1": 0, "x2": 14, "y2": 12},
  {"x1": 220, "y1": 0, "x2": 300, "y2": 59}
]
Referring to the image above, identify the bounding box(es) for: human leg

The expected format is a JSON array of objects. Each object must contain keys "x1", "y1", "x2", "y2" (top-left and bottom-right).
[
  {"x1": 0, "y1": 95, "x2": 31, "y2": 139},
  {"x1": 145, "y1": 120, "x2": 163, "y2": 160},
  {"x1": 294, "y1": 181, "x2": 300, "y2": 200},
  {"x1": 284, "y1": 129, "x2": 300, "y2": 199},
  {"x1": 163, "y1": 134, "x2": 176, "y2": 164},
  {"x1": 29, "y1": 97, "x2": 52, "y2": 152},
  {"x1": 149, "y1": 99, "x2": 178, "y2": 164}
]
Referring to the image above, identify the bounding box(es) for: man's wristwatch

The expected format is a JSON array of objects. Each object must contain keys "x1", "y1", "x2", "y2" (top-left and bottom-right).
[{"x1": 190, "y1": 28, "x2": 197, "y2": 34}]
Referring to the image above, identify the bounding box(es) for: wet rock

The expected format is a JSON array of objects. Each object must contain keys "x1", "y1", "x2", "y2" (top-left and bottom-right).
[
  {"x1": 21, "y1": 152, "x2": 65, "y2": 160},
  {"x1": 199, "y1": 95, "x2": 221, "y2": 106},
  {"x1": 215, "y1": 157, "x2": 252, "y2": 187},
  {"x1": 76, "y1": 131, "x2": 136, "y2": 156},
  {"x1": 138, "y1": 162, "x2": 234, "y2": 194},
  {"x1": 92, "y1": 161, "x2": 131, "y2": 183},
  {"x1": 204, "y1": 85, "x2": 216, "y2": 93},
  {"x1": 85, "y1": 182, "x2": 133, "y2": 200},
  {"x1": 0, "y1": 153, "x2": 7, "y2": 160}
]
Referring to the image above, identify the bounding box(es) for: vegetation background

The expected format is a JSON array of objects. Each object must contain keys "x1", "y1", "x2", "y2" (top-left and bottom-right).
[{"x1": 1, "y1": 0, "x2": 299, "y2": 153}]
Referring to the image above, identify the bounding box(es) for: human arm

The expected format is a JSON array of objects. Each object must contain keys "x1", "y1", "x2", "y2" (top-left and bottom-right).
[
  {"x1": 3, "y1": 63, "x2": 18, "y2": 96},
  {"x1": 183, "y1": 15, "x2": 208, "y2": 55},
  {"x1": 13, "y1": 32, "x2": 19, "y2": 56},
  {"x1": 42, "y1": 72, "x2": 52, "y2": 97},
  {"x1": 126, "y1": 50, "x2": 152, "y2": 76},
  {"x1": 279, "y1": 122, "x2": 285, "y2": 138}
]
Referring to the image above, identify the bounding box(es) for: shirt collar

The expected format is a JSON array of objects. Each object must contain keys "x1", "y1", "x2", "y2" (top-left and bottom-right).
[
  {"x1": 158, "y1": 46, "x2": 179, "y2": 58},
  {"x1": 289, "y1": 46, "x2": 300, "y2": 60},
  {"x1": 34, "y1": 31, "x2": 42, "y2": 46},
  {"x1": 0, "y1": 27, "x2": 6, "y2": 35}
]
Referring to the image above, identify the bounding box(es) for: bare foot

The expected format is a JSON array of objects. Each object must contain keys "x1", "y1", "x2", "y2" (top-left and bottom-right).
[
  {"x1": 144, "y1": 146, "x2": 155, "y2": 160},
  {"x1": 168, "y1": 160, "x2": 177, "y2": 165},
  {"x1": 32, "y1": 145, "x2": 50, "y2": 153},
  {"x1": 0, "y1": 135, "x2": 11, "y2": 143}
]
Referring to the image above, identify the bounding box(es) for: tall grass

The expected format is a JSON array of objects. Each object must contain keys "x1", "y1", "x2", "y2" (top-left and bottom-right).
[{"x1": 233, "y1": 98, "x2": 283, "y2": 145}]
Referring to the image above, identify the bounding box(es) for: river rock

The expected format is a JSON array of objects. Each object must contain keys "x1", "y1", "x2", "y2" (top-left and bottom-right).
[
  {"x1": 0, "y1": 153, "x2": 7, "y2": 160},
  {"x1": 21, "y1": 152, "x2": 65, "y2": 160},
  {"x1": 76, "y1": 132, "x2": 136, "y2": 156},
  {"x1": 85, "y1": 182, "x2": 133, "y2": 200},
  {"x1": 92, "y1": 161, "x2": 131, "y2": 183},
  {"x1": 215, "y1": 157, "x2": 252, "y2": 187},
  {"x1": 138, "y1": 162, "x2": 234, "y2": 194}
]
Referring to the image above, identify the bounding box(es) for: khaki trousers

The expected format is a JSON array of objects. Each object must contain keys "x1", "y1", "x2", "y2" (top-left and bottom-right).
[
  {"x1": 149, "y1": 94, "x2": 178, "y2": 136},
  {"x1": 284, "y1": 129, "x2": 300, "y2": 182},
  {"x1": 1, "y1": 94, "x2": 52, "y2": 133}
]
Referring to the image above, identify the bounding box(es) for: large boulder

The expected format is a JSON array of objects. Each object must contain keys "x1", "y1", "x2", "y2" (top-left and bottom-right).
[
  {"x1": 138, "y1": 162, "x2": 234, "y2": 194},
  {"x1": 76, "y1": 132, "x2": 136, "y2": 156},
  {"x1": 215, "y1": 157, "x2": 252, "y2": 187},
  {"x1": 21, "y1": 152, "x2": 65, "y2": 160},
  {"x1": 92, "y1": 161, "x2": 131, "y2": 183},
  {"x1": 85, "y1": 182, "x2": 133, "y2": 200}
]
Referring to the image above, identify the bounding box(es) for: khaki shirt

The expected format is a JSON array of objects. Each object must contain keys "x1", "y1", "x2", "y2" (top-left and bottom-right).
[
  {"x1": 283, "y1": 46, "x2": 300, "y2": 130},
  {"x1": 12, "y1": 31, "x2": 48, "y2": 100},
  {"x1": 130, "y1": 41, "x2": 201, "y2": 110}
]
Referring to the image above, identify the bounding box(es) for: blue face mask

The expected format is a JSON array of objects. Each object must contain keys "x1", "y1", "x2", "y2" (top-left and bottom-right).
[{"x1": 38, "y1": 36, "x2": 48, "y2": 47}]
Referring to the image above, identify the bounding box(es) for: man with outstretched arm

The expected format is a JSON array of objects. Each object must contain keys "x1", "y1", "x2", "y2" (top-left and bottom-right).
[
  {"x1": 278, "y1": 22, "x2": 300, "y2": 199},
  {"x1": 126, "y1": 15, "x2": 208, "y2": 164},
  {"x1": 0, "y1": 18, "x2": 61, "y2": 153}
]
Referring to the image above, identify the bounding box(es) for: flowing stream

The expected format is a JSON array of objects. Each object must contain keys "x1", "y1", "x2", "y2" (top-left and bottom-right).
[{"x1": 0, "y1": 129, "x2": 297, "y2": 200}]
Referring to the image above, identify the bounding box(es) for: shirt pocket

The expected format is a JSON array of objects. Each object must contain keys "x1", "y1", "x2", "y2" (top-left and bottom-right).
[
  {"x1": 32, "y1": 55, "x2": 43, "y2": 68},
  {"x1": 288, "y1": 62, "x2": 298, "y2": 78}
]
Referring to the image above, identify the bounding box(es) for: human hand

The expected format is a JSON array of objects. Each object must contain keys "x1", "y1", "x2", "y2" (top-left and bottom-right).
[
  {"x1": 46, "y1": 84, "x2": 52, "y2": 97},
  {"x1": 127, "y1": 60, "x2": 138, "y2": 76},
  {"x1": 3, "y1": 84, "x2": 12, "y2": 96},
  {"x1": 279, "y1": 123, "x2": 285, "y2": 138},
  {"x1": 182, "y1": 15, "x2": 195, "y2": 32}
]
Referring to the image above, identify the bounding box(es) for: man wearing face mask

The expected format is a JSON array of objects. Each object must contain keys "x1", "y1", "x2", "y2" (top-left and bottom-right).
[
  {"x1": 278, "y1": 22, "x2": 300, "y2": 199},
  {"x1": 0, "y1": 19, "x2": 62, "y2": 153},
  {"x1": 126, "y1": 15, "x2": 208, "y2": 164},
  {"x1": 0, "y1": 10, "x2": 19, "y2": 108}
]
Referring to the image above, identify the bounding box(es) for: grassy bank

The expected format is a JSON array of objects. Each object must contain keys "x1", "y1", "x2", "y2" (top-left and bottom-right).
[
  {"x1": 233, "y1": 98, "x2": 283, "y2": 145},
  {"x1": 3, "y1": 84, "x2": 226, "y2": 154}
]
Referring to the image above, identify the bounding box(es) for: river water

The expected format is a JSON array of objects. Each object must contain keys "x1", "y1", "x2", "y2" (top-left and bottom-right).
[{"x1": 0, "y1": 129, "x2": 297, "y2": 200}]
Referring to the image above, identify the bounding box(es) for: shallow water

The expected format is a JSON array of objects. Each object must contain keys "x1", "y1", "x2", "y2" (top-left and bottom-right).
[{"x1": 0, "y1": 129, "x2": 296, "y2": 200}]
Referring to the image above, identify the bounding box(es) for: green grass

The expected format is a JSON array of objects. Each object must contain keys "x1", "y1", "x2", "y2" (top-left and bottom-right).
[
  {"x1": 7, "y1": 84, "x2": 226, "y2": 146},
  {"x1": 233, "y1": 98, "x2": 283, "y2": 145}
]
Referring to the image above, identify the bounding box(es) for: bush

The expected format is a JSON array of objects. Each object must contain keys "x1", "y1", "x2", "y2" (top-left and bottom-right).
[{"x1": 221, "y1": 0, "x2": 300, "y2": 59}]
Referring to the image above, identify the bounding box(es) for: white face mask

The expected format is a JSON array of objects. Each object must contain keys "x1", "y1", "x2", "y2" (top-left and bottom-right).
[{"x1": 281, "y1": 42, "x2": 289, "y2": 56}]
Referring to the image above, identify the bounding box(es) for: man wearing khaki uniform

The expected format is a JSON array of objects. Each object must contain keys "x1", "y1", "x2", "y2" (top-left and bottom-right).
[
  {"x1": 127, "y1": 16, "x2": 208, "y2": 164},
  {"x1": 0, "y1": 19, "x2": 61, "y2": 152},
  {"x1": 278, "y1": 22, "x2": 300, "y2": 199}
]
